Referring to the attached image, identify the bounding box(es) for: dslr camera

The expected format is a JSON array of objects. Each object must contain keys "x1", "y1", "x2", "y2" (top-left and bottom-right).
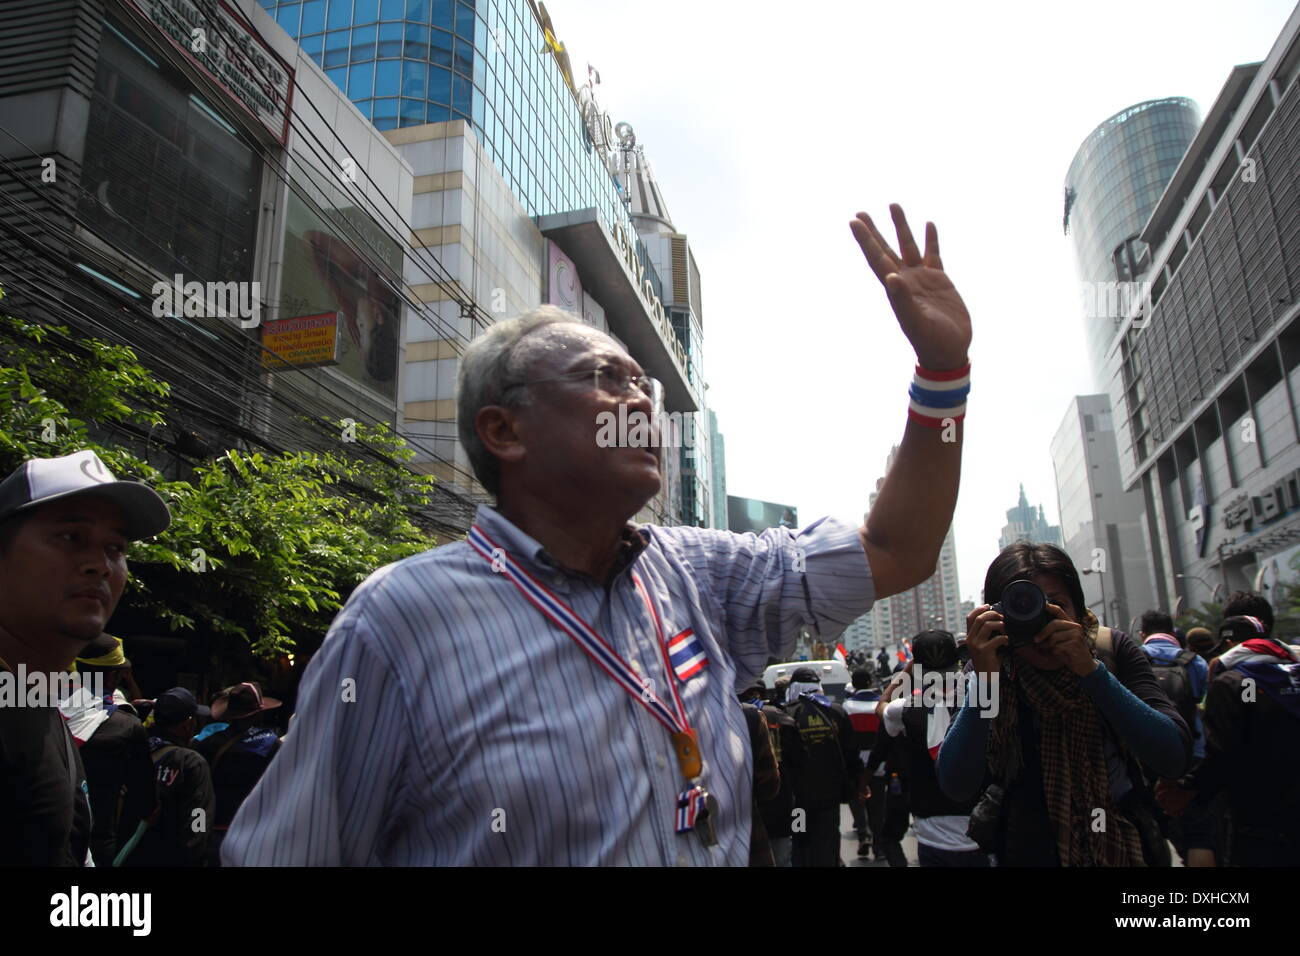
[{"x1": 991, "y1": 579, "x2": 1053, "y2": 648}]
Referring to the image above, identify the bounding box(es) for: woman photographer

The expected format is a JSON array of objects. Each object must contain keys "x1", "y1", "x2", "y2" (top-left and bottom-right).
[{"x1": 935, "y1": 542, "x2": 1191, "y2": 866}]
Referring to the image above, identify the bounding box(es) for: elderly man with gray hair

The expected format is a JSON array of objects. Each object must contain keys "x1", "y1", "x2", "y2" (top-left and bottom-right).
[{"x1": 223, "y1": 205, "x2": 971, "y2": 866}]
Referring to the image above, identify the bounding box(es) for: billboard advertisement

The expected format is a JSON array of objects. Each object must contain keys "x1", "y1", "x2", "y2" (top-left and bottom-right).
[
  {"x1": 278, "y1": 190, "x2": 402, "y2": 400},
  {"x1": 261, "y1": 312, "x2": 340, "y2": 369},
  {"x1": 547, "y1": 240, "x2": 583, "y2": 315}
]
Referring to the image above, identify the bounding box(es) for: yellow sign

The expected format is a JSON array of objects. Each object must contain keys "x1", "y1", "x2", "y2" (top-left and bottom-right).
[{"x1": 261, "y1": 312, "x2": 340, "y2": 369}]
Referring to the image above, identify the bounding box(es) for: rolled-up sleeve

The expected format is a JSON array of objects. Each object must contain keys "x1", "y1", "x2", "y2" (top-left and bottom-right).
[
  {"x1": 222, "y1": 591, "x2": 413, "y2": 866},
  {"x1": 662, "y1": 517, "x2": 874, "y2": 682}
]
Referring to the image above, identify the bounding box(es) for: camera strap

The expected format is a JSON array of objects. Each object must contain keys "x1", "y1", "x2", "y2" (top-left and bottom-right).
[{"x1": 1094, "y1": 626, "x2": 1117, "y2": 674}]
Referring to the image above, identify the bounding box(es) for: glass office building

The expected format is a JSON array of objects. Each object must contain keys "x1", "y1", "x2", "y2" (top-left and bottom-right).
[
  {"x1": 1050, "y1": 395, "x2": 1156, "y2": 630},
  {"x1": 1065, "y1": 98, "x2": 1201, "y2": 390},
  {"x1": 258, "y1": 0, "x2": 658, "y2": 296},
  {"x1": 1108, "y1": 8, "x2": 1300, "y2": 609}
]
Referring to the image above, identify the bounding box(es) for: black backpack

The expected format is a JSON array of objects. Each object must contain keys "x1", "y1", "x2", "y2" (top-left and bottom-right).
[
  {"x1": 1148, "y1": 648, "x2": 1200, "y2": 740},
  {"x1": 787, "y1": 697, "x2": 849, "y2": 807}
]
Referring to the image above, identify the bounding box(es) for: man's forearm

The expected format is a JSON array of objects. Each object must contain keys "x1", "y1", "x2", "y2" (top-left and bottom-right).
[{"x1": 861, "y1": 415, "x2": 963, "y2": 597}]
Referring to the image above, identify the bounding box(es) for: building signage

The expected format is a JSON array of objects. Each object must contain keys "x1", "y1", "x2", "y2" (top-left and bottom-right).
[
  {"x1": 577, "y1": 86, "x2": 614, "y2": 156},
  {"x1": 610, "y1": 220, "x2": 688, "y2": 373},
  {"x1": 1222, "y1": 468, "x2": 1300, "y2": 533},
  {"x1": 261, "y1": 312, "x2": 341, "y2": 369},
  {"x1": 122, "y1": 0, "x2": 294, "y2": 144}
]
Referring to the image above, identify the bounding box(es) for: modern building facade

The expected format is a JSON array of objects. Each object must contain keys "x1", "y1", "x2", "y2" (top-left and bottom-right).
[
  {"x1": 886, "y1": 524, "x2": 962, "y2": 641},
  {"x1": 0, "y1": 0, "x2": 423, "y2": 461},
  {"x1": 708, "y1": 409, "x2": 727, "y2": 530},
  {"x1": 0, "y1": 0, "x2": 463, "y2": 696},
  {"x1": 959, "y1": 599, "x2": 975, "y2": 631},
  {"x1": 619, "y1": 123, "x2": 712, "y2": 527},
  {"x1": 1109, "y1": 8, "x2": 1300, "y2": 615},
  {"x1": 998, "y1": 484, "x2": 1063, "y2": 550},
  {"x1": 839, "y1": 611, "x2": 874, "y2": 654},
  {"x1": 1065, "y1": 97, "x2": 1201, "y2": 391},
  {"x1": 1051, "y1": 395, "x2": 1158, "y2": 629},
  {"x1": 261, "y1": 0, "x2": 703, "y2": 526}
]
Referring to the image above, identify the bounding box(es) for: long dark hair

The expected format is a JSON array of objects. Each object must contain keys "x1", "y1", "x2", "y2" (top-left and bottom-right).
[{"x1": 983, "y1": 541, "x2": 1086, "y2": 623}]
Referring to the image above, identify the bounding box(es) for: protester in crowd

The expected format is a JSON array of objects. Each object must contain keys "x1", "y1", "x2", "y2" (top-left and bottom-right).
[
  {"x1": 785, "y1": 666, "x2": 866, "y2": 867},
  {"x1": 72, "y1": 634, "x2": 157, "y2": 867},
  {"x1": 1136, "y1": 609, "x2": 1211, "y2": 865},
  {"x1": 742, "y1": 679, "x2": 801, "y2": 867},
  {"x1": 1185, "y1": 626, "x2": 1218, "y2": 662},
  {"x1": 740, "y1": 700, "x2": 780, "y2": 866},
  {"x1": 222, "y1": 204, "x2": 971, "y2": 865},
  {"x1": 773, "y1": 675, "x2": 792, "y2": 707},
  {"x1": 127, "y1": 687, "x2": 216, "y2": 867},
  {"x1": 843, "y1": 666, "x2": 884, "y2": 858},
  {"x1": 881, "y1": 630, "x2": 989, "y2": 866},
  {"x1": 868, "y1": 682, "x2": 912, "y2": 868},
  {"x1": 1207, "y1": 591, "x2": 1275, "y2": 678},
  {"x1": 1138, "y1": 610, "x2": 1207, "y2": 759},
  {"x1": 196, "y1": 681, "x2": 282, "y2": 866},
  {"x1": 937, "y1": 542, "x2": 1191, "y2": 866},
  {"x1": 0, "y1": 450, "x2": 169, "y2": 866},
  {"x1": 1158, "y1": 611, "x2": 1300, "y2": 865}
]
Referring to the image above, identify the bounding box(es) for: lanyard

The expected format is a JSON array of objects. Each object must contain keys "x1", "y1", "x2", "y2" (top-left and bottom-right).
[{"x1": 468, "y1": 525, "x2": 705, "y2": 785}]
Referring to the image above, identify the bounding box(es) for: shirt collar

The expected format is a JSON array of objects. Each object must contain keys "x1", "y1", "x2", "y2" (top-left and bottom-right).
[{"x1": 472, "y1": 505, "x2": 651, "y2": 587}]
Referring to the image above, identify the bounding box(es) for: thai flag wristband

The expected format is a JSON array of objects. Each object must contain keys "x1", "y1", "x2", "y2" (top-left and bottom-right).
[{"x1": 908, "y1": 361, "x2": 969, "y2": 428}]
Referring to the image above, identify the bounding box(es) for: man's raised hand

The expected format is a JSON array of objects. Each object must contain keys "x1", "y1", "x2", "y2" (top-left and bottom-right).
[{"x1": 850, "y1": 204, "x2": 971, "y2": 371}]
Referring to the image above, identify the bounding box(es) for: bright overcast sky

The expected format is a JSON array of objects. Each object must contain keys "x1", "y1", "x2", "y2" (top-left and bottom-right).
[{"x1": 545, "y1": 0, "x2": 1297, "y2": 605}]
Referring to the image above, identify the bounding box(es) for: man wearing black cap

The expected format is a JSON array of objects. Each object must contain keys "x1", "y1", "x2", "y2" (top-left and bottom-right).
[
  {"x1": 0, "y1": 449, "x2": 170, "y2": 865},
  {"x1": 195, "y1": 682, "x2": 282, "y2": 865},
  {"x1": 126, "y1": 688, "x2": 216, "y2": 867}
]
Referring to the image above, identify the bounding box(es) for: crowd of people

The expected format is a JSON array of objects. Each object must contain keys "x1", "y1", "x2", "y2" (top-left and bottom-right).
[
  {"x1": 3, "y1": 205, "x2": 1296, "y2": 868},
  {"x1": 738, "y1": 542, "x2": 1300, "y2": 867},
  {"x1": 6, "y1": 630, "x2": 282, "y2": 867}
]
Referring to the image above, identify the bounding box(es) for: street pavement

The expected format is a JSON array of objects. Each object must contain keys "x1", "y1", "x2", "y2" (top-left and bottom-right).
[
  {"x1": 839, "y1": 803, "x2": 918, "y2": 867},
  {"x1": 834, "y1": 804, "x2": 1183, "y2": 867}
]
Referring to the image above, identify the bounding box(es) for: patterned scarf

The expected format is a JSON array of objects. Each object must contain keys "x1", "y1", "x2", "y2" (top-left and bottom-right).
[{"x1": 987, "y1": 609, "x2": 1145, "y2": 866}]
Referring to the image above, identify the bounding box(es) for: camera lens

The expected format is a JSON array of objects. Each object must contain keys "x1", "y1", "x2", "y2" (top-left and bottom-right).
[
  {"x1": 1001, "y1": 580, "x2": 1045, "y2": 622},
  {"x1": 997, "y1": 579, "x2": 1052, "y2": 647}
]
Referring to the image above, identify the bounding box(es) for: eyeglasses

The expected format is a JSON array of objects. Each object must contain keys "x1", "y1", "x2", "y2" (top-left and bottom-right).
[{"x1": 506, "y1": 364, "x2": 663, "y2": 408}]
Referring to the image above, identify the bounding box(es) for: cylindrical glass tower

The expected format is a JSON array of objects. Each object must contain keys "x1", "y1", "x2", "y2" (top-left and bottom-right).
[{"x1": 1065, "y1": 98, "x2": 1201, "y2": 391}]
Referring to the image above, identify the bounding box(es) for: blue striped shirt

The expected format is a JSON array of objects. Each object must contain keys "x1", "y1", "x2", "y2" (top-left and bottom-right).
[{"x1": 222, "y1": 505, "x2": 874, "y2": 866}]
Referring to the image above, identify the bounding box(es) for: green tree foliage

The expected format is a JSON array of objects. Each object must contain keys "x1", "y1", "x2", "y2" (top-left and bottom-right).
[{"x1": 0, "y1": 296, "x2": 438, "y2": 658}]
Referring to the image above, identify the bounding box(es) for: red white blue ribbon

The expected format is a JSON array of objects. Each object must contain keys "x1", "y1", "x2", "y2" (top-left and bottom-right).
[
  {"x1": 675, "y1": 784, "x2": 709, "y2": 834},
  {"x1": 470, "y1": 525, "x2": 712, "y2": 833}
]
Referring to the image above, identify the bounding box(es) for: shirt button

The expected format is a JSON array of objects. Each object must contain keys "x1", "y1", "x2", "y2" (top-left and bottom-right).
[
  {"x1": 656, "y1": 753, "x2": 667, "y2": 769},
  {"x1": 677, "y1": 853, "x2": 688, "y2": 867}
]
